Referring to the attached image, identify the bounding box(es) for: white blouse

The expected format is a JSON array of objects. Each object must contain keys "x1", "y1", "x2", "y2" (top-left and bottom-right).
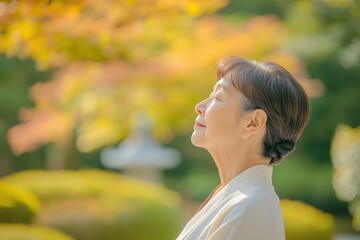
[{"x1": 177, "y1": 165, "x2": 285, "y2": 240}]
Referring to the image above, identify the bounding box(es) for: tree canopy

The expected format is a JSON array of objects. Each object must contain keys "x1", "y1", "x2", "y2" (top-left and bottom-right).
[{"x1": 0, "y1": 0, "x2": 321, "y2": 156}]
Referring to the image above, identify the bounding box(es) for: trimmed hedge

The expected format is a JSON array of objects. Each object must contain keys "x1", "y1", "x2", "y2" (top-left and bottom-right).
[
  {"x1": 1, "y1": 170, "x2": 182, "y2": 240},
  {"x1": 0, "y1": 224, "x2": 74, "y2": 240},
  {"x1": 281, "y1": 199, "x2": 335, "y2": 240},
  {"x1": 0, "y1": 182, "x2": 40, "y2": 224}
]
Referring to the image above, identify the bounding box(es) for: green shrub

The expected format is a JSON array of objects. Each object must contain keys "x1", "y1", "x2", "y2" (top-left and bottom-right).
[
  {"x1": 1, "y1": 170, "x2": 105, "y2": 203},
  {"x1": 1, "y1": 170, "x2": 182, "y2": 240},
  {"x1": 0, "y1": 224, "x2": 74, "y2": 240},
  {"x1": 280, "y1": 199, "x2": 335, "y2": 240},
  {"x1": 0, "y1": 182, "x2": 40, "y2": 224},
  {"x1": 349, "y1": 200, "x2": 360, "y2": 231}
]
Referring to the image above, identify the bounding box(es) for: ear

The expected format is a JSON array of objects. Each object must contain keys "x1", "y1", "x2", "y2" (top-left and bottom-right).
[{"x1": 241, "y1": 109, "x2": 267, "y2": 139}]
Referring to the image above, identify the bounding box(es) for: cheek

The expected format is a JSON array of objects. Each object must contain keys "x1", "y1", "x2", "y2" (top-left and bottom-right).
[
  {"x1": 206, "y1": 106, "x2": 237, "y2": 133},
  {"x1": 204, "y1": 105, "x2": 220, "y2": 126}
]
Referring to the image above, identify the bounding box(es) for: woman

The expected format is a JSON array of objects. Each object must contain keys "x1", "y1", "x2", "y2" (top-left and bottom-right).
[{"x1": 177, "y1": 57, "x2": 310, "y2": 240}]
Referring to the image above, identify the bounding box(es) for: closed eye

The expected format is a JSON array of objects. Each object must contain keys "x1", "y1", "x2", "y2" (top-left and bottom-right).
[
  {"x1": 209, "y1": 92, "x2": 223, "y2": 101},
  {"x1": 215, "y1": 96, "x2": 222, "y2": 101},
  {"x1": 213, "y1": 94, "x2": 223, "y2": 101}
]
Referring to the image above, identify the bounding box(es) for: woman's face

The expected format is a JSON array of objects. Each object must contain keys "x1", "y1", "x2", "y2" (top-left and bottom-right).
[{"x1": 191, "y1": 78, "x2": 250, "y2": 149}]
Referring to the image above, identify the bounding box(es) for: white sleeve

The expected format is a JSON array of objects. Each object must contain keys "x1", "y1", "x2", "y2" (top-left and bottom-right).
[{"x1": 206, "y1": 199, "x2": 281, "y2": 240}]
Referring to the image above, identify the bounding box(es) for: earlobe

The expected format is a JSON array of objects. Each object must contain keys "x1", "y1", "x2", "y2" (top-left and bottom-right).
[{"x1": 241, "y1": 109, "x2": 267, "y2": 139}]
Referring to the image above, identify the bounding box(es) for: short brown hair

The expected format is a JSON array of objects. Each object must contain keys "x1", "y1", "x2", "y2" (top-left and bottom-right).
[{"x1": 216, "y1": 57, "x2": 310, "y2": 164}]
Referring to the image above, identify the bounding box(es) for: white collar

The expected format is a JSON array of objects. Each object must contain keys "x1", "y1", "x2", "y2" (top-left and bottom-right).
[
  {"x1": 204, "y1": 164, "x2": 273, "y2": 210},
  {"x1": 178, "y1": 164, "x2": 273, "y2": 239}
]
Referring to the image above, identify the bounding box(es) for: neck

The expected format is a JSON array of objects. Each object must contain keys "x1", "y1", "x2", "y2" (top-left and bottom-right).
[{"x1": 207, "y1": 144, "x2": 269, "y2": 188}]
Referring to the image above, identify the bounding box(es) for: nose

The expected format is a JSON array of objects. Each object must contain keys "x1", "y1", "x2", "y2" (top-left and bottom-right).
[{"x1": 195, "y1": 99, "x2": 207, "y2": 115}]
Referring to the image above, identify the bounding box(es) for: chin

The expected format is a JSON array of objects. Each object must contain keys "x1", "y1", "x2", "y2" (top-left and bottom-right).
[{"x1": 191, "y1": 132, "x2": 206, "y2": 147}]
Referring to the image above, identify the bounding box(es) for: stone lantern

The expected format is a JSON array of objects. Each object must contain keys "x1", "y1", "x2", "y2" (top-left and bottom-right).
[{"x1": 100, "y1": 112, "x2": 180, "y2": 183}]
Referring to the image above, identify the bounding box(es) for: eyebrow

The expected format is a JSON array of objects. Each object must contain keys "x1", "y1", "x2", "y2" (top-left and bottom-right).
[{"x1": 213, "y1": 82, "x2": 229, "y2": 93}]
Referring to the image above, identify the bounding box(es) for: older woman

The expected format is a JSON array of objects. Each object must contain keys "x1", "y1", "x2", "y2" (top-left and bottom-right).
[{"x1": 177, "y1": 57, "x2": 310, "y2": 240}]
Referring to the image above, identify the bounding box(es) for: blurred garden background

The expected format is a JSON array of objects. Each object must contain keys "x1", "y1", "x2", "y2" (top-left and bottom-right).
[{"x1": 0, "y1": 0, "x2": 360, "y2": 239}]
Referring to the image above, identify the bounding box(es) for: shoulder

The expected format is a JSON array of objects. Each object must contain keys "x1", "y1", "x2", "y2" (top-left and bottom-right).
[
  {"x1": 214, "y1": 188, "x2": 284, "y2": 233},
  {"x1": 224, "y1": 190, "x2": 279, "y2": 220},
  {"x1": 206, "y1": 192, "x2": 284, "y2": 240}
]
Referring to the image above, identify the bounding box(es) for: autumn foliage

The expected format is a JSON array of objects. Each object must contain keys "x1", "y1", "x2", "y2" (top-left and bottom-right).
[{"x1": 0, "y1": 0, "x2": 322, "y2": 155}]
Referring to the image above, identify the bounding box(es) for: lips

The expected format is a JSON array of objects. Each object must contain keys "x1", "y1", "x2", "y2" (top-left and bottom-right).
[{"x1": 195, "y1": 121, "x2": 206, "y2": 127}]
